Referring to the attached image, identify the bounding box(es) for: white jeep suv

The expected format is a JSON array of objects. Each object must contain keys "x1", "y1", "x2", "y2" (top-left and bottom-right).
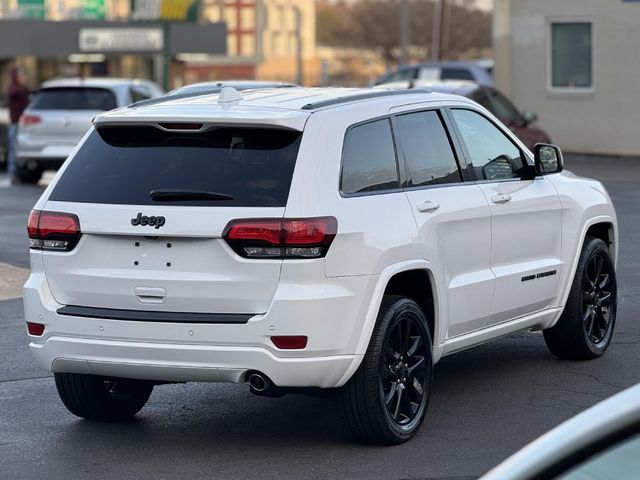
[{"x1": 23, "y1": 87, "x2": 618, "y2": 444}]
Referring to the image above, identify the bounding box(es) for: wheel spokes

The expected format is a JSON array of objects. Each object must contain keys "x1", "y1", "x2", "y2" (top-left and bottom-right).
[{"x1": 393, "y1": 384, "x2": 404, "y2": 420}]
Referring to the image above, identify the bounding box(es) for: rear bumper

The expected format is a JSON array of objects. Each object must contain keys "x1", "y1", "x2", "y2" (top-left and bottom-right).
[
  {"x1": 31, "y1": 337, "x2": 356, "y2": 387},
  {"x1": 23, "y1": 265, "x2": 376, "y2": 388}
]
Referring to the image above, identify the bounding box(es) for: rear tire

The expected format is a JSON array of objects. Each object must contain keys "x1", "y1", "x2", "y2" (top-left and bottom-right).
[
  {"x1": 15, "y1": 166, "x2": 42, "y2": 184},
  {"x1": 544, "y1": 237, "x2": 617, "y2": 360},
  {"x1": 337, "y1": 295, "x2": 433, "y2": 445},
  {"x1": 54, "y1": 373, "x2": 153, "y2": 421}
]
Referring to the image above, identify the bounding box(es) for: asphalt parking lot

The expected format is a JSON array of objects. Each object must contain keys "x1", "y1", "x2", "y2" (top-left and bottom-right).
[{"x1": 1, "y1": 156, "x2": 639, "y2": 480}]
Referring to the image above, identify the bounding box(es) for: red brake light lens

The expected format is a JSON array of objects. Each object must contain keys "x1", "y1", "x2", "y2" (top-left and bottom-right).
[
  {"x1": 19, "y1": 114, "x2": 41, "y2": 126},
  {"x1": 271, "y1": 335, "x2": 307, "y2": 349},
  {"x1": 28, "y1": 210, "x2": 81, "y2": 251},
  {"x1": 225, "y1": 219, "x2": 282, "y2": 245},
  {"x1": 26, "y1": 322, "x2": 45, "y2": 336},
  {"x1": 223, "y1": 217, "x2": 337, "y2": 259}
]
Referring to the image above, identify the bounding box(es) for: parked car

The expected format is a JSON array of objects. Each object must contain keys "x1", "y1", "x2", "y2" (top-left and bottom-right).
[
  {"x1": 481, "y1": 383, "x2": 640, "y2": 480},
  {"x1": 24, "y1": 87, "x2": 617, "y2": 445},
  {"x1": 15, "y1": 77, "x2": 163, "y2": 183},
  {"x1": 373, "y1": 61, "x2": 494, "y2": 87},
  {"x1": 166, "y1": 80, "x2": 297, "y2": 97},
  {"x1": 378, "y1": 80, "x2": 552, "y2": 150}
]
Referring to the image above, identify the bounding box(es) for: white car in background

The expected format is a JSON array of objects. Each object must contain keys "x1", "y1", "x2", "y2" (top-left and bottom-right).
[
  {"x1": 24, "y1": 87, "x2": 618, "y2": 445},
  {"x1": 482, "y1": 383, "x2": 640, "y2": 480},
  {"x1": 15, "y1": 77, "x2": 163, "y2": 183}
]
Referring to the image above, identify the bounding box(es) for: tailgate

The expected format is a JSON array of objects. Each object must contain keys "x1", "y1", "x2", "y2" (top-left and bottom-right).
[{"x1": 39, "y1": 123, "x2": 302, "y2": 316}]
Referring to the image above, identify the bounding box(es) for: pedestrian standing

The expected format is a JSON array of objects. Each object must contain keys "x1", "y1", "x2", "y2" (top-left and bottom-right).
[{"x1": 7, "y1": 67, "x2": 29, "y2": 184}]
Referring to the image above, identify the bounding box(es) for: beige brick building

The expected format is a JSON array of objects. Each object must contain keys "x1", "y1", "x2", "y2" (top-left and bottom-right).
[{"x1": 494, "y1": 0, "x2": 640, "y2": 156}]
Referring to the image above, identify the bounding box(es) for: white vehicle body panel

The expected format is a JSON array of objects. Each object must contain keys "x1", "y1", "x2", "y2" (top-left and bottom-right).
[
  {"x1": 480, "y1": 383, "x2": 640, "y2": 480},
  {"x1": 23, "y1": 87, "x2": 618, "y2": 388}
]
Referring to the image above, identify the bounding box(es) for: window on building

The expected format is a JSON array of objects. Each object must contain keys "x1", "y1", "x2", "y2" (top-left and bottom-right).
[{"x1": 550, "y1": 22, "x2": 593, "y2": 89}]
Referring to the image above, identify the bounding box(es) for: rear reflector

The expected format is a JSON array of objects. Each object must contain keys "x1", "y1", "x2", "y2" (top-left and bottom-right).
[
  {"x1": 28, "y1": 210, "x2": 81, "y2": 251},
  {"x1": 223, "y1": 217, "x2": 337, "y2": 259},
  {"x1": 26, "y1": 322, "x2": 45, "y2": 336},
  {"x1": 271, "y1": 335, "x2": 307, "y2": 349},
  {"x1": 19, "y1": 115, "x2": 41, "y2": 126}
]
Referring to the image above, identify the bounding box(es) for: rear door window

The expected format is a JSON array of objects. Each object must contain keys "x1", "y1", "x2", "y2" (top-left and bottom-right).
[
  {"x1": 441, "y1": 68, "x2": 475, "y2": 81},
  {"x1": 395, "y1": 110, "x2": 462, "y2": 187},
  {"x1": 30, "y1": 88, "x2": 117, "y2": 111},
  {"x1": 341, "y1": 119, "x2": 399, "y2": 194},
  {"x1": 49, "y1": 126, "x2": 302, "y2": 207}
]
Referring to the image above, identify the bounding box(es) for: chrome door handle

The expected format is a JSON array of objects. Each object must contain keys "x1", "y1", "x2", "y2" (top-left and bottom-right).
[
  {"x1": 491, "y1": 194, "x2": 512, "y2": 204},
  {"x1": 416, "y1": 200, "x2": 441, "y2": 213}
]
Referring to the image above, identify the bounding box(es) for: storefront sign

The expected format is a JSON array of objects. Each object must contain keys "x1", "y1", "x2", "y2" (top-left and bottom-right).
[
  {"x1": 79, "y1": 28, "x2": 164, "y2": 52},
  {"x1": 80, "y1": 0, "x2": 106, "y2": 20},
  {"x1": 16, "y1": 0, "x2": 45, "y2": 19},
  {"x1": 130, "y1": 0, "x2": 199, "y2": 22}
]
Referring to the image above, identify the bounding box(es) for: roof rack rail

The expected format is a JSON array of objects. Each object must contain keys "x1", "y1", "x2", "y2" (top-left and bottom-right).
[
  {"x1": 300, "y1": 88, "x2": 431, "y2": 111},
  {"x1": 127, "y1": 88, "x2": 225, "y2": 109}
]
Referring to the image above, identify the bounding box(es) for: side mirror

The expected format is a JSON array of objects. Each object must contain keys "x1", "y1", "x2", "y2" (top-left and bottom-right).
[
  {"x1": 534, "y1": 143, "x2": 563, "y2": 175},
  {"x1": 522, "y1": 109, "x2": 538, "y2": 126}
]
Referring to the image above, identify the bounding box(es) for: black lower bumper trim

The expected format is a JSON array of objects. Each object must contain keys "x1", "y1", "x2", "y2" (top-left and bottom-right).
[{"x1": 57, "y1": 305, "x2": 256, "y2": 324}]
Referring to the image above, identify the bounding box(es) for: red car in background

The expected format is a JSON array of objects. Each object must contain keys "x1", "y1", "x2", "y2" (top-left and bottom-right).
[{"x1": 378, "y1": 80, "x2": 552, "y2": 151}]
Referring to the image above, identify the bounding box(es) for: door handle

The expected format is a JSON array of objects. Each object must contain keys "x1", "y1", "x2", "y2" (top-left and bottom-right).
[
  {"x1": 491, "y1": 194, "x2": 512, "y2": 204},
  {"x1": 416, "y1": 200, "x2": 441, "y2": 213}
]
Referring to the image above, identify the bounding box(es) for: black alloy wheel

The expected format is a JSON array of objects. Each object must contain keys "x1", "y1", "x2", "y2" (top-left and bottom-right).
[
  {"x1": 544, "y1": 237, "x2": 617, "y2": 360},
  {"x1": 581, "y1": 252, "x2": 615, "y2": 345},
  {"x1": 381, "y1": 314, "x2": 429, "y2": 426}
]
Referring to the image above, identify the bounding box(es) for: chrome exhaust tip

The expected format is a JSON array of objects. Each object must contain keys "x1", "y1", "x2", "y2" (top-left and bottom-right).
[{"x1": 248, "y1": 372, "x2": 271, "y2": 393}]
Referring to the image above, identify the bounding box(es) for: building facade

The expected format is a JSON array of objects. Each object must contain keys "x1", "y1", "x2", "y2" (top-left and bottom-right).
[{"x1": 494, "y1": 0, "x2": 640, "y2": 156}]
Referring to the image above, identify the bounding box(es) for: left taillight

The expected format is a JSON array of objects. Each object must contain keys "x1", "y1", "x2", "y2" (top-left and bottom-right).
[
  {"x1": 223, "y1": 217, "x2": 337, "y2": 259},
  {"x1": 28, "y1": 210, "x2": 81, "y2": 251}
]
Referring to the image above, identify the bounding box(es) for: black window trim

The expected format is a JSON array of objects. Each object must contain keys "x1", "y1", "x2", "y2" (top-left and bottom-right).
[
  {"x1": 339, "y1": 115, "x2": 404, "y2": 198},
  {"x1": 443, "y1": 106, "x2": 536, "y2": 184},
  {"x1": 389, "y1": 107, "x2": 468, "y2": 192}
]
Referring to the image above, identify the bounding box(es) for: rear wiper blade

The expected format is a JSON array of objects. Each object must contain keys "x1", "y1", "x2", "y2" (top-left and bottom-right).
[{"x1": 149, "y1": 189, "x2": 234, "y2": 201}]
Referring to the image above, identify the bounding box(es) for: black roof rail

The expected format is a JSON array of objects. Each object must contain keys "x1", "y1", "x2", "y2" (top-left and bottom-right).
[{"x1": 300, "y1": 88, "x2": 432, "y2": 111}]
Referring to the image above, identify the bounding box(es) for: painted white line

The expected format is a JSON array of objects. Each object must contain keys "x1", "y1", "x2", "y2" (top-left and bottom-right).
[
  {"x1": 0, "y1": 175, "x2": 9, "y2": 188},
  {"x1": 0, "y1": 262, "x2": 29, "y2": 301}
]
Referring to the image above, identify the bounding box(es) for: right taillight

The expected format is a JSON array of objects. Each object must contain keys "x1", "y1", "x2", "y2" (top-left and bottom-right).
[
  {"x1": 28, "y1": 210, "x2": 81, "y2": 251},
  {"x1": 19, "y1": 114, "x2": 41, "y2": 126},
  {"x1": 223, "y1": 217, "x2": 337, "y2": 259}
]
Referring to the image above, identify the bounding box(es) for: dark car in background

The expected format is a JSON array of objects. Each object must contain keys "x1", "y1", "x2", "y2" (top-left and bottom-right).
[{"x1": 378, "y1": 79, "x2": 551, "y2": 150}]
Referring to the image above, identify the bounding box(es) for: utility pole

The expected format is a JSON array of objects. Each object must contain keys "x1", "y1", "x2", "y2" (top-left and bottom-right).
[
  {"x1": 431, "y1": 0, "x2": 446, "y2": 61},
  {"x1": 399, "y1": 0, "x2": 410, "y2": 65},
  {"x1": 294, "y1": 6, "x2": 304, "y2": 85}
]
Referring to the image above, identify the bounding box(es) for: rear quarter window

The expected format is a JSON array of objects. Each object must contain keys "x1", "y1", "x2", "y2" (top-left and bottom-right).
[
  {"x1": 340, "y1": 119, "x2": 399, "y2": 195},
  {"x1": 49, "y1": 126, "x2": 302, "y2": 207},
  {"x1": 30, "y1": 88, "x2": 117, "y2": 111}
]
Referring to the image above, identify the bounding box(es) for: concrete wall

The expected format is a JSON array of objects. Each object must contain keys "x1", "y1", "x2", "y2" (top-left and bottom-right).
[{"x1": 494, "y1": 0, "x2": 640, "y2": 156}]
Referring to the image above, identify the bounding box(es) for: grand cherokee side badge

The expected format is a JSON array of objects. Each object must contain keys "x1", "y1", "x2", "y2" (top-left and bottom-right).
[{"x1": 131, "y1": 213, "x2": 166, "y2": 229}]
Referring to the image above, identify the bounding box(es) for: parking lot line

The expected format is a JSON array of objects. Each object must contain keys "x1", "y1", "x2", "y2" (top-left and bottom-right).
[{"x1": 0, "y1": 262, "x2": 29, "y2": 301}]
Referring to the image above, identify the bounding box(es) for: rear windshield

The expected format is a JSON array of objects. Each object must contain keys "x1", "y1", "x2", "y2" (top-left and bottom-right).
[
  {"x1": 30, "y1": 88, "x2": 117, "y2": 111},
  {"x1": 49, "y1": 125, "x2": 302, "y2": 207}
]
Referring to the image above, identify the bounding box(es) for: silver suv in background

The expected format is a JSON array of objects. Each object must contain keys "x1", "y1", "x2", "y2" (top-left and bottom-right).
[{"x1": 16, "y1": 77, "x2": 163, "y2": 183}]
